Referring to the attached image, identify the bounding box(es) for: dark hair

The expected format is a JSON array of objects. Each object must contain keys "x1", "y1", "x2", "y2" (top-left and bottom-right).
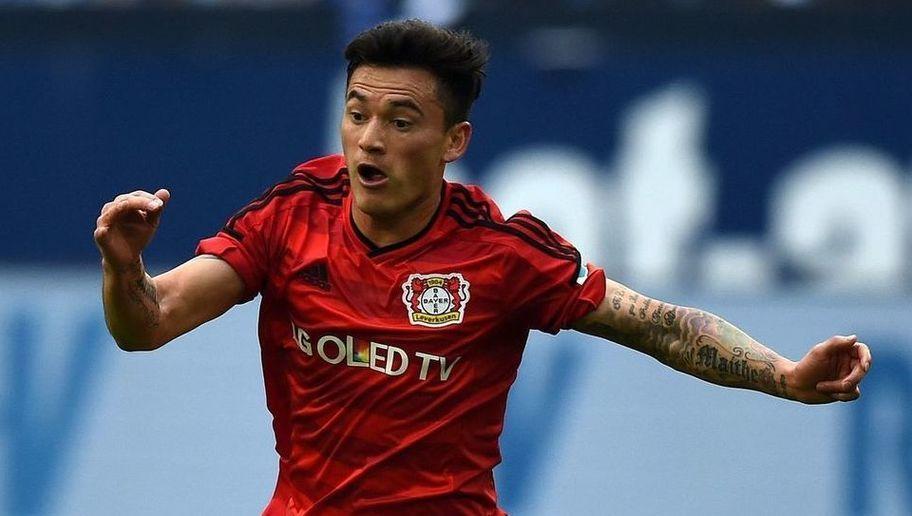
[{"x1": 344, "y1": 19, "x2": 489, "y2": 127}]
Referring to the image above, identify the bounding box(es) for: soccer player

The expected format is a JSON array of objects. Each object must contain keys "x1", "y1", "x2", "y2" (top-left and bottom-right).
[{"x1": 94, "y1": 19, "x2": 872, "y2": 515}]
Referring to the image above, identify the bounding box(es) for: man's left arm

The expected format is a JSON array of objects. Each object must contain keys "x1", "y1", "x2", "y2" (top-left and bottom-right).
[{"x1": 571, "y1": 278, "x2": 872, "y2": 404}]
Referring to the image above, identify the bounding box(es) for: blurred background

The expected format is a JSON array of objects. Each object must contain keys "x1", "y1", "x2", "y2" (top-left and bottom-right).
[{"x1": 2, "y1": 1, "x2": 911, "y2": 515}]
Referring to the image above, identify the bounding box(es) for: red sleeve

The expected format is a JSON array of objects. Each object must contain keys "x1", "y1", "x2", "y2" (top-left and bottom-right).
[
  {"x1": 196, "y1": 233, "x2": 264, "y2": 304},
  {"x1": 519, "y1": 262, "x2": 606, "y2": 335},
  {"x1": 506, "y1": 212, "x2": 607, "y2": 334},
  {"x1": 196, "y1": 155, "x2": 345, "y2": 303},
  {"x1": 195, "y1": 193, "x2": 282, "y2": 304}
]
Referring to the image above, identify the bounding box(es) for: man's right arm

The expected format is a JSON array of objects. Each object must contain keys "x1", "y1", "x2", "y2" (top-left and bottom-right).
[
  {"x1": 96, "y1": 189, "x2": 246, "y2": 351},
  {"x1": 101, "y1": 255, "x2": 245, "y2": 351}
]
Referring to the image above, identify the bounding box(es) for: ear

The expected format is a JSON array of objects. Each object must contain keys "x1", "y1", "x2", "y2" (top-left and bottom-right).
[{"x1": 443, "y1": 121, "x2": 472, "y2": 163}]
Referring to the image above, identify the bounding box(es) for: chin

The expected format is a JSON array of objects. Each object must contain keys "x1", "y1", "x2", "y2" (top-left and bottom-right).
[{"x1": 352, "y1": 193, "x2": 399, "y2": 219}]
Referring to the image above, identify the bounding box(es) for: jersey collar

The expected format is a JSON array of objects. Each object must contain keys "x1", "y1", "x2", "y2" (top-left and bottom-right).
[{"x1": 345, "y1": 183, "x2": 449, "y2": 259}]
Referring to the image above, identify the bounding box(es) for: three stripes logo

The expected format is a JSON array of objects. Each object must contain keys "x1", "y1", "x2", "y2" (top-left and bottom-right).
[{"x1": 298, "y1": 262, "x2": 330, "y2": 291}]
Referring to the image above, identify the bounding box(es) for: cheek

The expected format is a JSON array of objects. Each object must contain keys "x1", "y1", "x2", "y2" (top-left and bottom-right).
[
  {"x1": 339, "y1": 124, "x2": 357, "y2": 150},
  {"x1": 400, "y1": 145, "x2": 442, "y2": 183},
  {"x1": 399, "y1": 134, "x2": 445, "y2": 164}
]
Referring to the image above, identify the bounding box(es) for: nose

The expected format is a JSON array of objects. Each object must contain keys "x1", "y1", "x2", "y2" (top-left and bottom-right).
[{"x1": 358, "y1": 119, "x2": 385, "y2": 154}]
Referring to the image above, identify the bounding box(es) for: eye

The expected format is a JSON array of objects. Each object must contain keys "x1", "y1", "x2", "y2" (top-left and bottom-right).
[
  {"x1": 348, "y1": 111, "x2": 365, "y2": 123},
  {"x1": 393, "y1": 119, "x2": 412, "y2": 130}
]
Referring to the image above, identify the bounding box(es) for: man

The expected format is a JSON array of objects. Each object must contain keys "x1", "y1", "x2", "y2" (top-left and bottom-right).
[{"x1": 94, "y1": 19, "x2": 872, "y2": 516}]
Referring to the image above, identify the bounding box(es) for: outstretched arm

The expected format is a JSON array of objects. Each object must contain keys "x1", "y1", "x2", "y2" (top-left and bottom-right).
[
  {"x1": 95, "y1": 189, "x2": 246, "y2": 351},
  {"x1": 572, "y1": 278, "x2": 872, "y2": 404}
]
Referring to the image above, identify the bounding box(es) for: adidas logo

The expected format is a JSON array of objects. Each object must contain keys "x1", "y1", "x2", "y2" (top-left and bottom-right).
[{"x1": 298, "y1": 262, "x2": 330, "y2": 291}]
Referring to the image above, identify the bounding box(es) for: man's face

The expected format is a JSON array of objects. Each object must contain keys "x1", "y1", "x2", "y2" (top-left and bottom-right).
[{"x1": 341, "y1": 65, "x2": 470, "y2": 222}]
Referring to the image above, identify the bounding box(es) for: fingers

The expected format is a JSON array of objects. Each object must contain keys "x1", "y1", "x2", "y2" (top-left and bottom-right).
[
  {"x1": 146, "y1": 189, "x2": 170, "y2": 225},
  {"x1": 856, "y1": 342, "x2": 872, "y2": 373},
  {"x1": 815, "y1": 340, "x2": 870, "y2": 402},
  {"x1": 97, "y1": 190, "x2": 169, "y2": 227},
  {"x1": 103, "y1": 190, "x2": 158, "y2": 209},
  {"x1": 816, "y1": 379, "x2": 861, "y2": 401},
  {"x1": 838, "y1": 343, "x2": 870, "y2": 385},
  {"x1": 153, "y1": 188, "x2": 171, "y2": 204},
  {"x1": 816, "y1": 378, "x2": 853, "y2": 394},
  {"x1": 815, "y1": 362, "x2": 864, "y2": 393},
  {"x1": 830, "y1": 387, "x2": 861, "y2": 402},
  {"x1": 814, "y1": 334, "x2": 857, "y2": 354},
  {"x1": 98, "y1": 197, "x2": 158, "y2": 227}
]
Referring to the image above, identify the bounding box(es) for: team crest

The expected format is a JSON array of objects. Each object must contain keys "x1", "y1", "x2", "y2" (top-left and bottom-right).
[{"x1": 401, "y1": 273, "x2": 470, "y2": 327}]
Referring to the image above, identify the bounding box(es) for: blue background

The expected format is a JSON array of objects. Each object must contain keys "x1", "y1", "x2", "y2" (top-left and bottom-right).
[{"x1": 1, "y1": 5, "x2": 910, "y2": 515}]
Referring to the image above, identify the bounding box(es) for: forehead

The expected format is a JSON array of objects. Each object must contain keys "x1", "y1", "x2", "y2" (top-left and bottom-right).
[{"x1": 347, "y1": 65, "x2": 441, "y2": 105}]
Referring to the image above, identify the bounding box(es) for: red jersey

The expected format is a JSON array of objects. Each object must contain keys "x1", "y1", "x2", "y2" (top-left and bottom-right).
[{"x1": 196, "y1": 155, "x2": 606, "y2": 515}]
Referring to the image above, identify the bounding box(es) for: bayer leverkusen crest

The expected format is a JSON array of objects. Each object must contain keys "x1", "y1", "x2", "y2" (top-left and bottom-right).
[{"x1": 401, "y1": 273, "x2": 470, "y2": 327}]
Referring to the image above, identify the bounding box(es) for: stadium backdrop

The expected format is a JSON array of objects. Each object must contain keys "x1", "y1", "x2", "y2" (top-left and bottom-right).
[{"x1": 1, "y1": 7, "x2": 910, "y2": 515}]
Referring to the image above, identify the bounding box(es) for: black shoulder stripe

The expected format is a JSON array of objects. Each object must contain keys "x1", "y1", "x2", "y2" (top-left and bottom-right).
[
  {"x1": 226, "y1": 178, "x2": 343, "y2": 227},
  {"x1": 226, "y1": 168, "x2": 349, "y2": 227},
  {"x1": 222, "y1": 176, "x2": 304, "y2": 235},
  {"x1": 445, "y1": 209, "x2": 582, "y2": 273},
  {"x1": 445, "y1": 208, "x2": 476, "y2": 229},
  {"x1": 243, "y1": 174, "x2": 306, "y2": 213},
  {"x1": 449, "y1": 195, "x2": 492, "y2": 224},
  {"x1": 449, "y1": 184, "x2": 493, "y2": 218},
  {"x1": 223, "y1": 179, "x2": 349, "y2": 239},
  {"x1": 293, "y1": 167, "x2": 350, "y2": 186},
  {"x1": 507, "y1": 213, "x2": 579, "y2": 259},
  {"x1": 449, "y1": 186, "x2": 578, "y2": 259},
  {"x1": 445, "y1": 207, "x2": 583, "y2": 285},
  {"x1": 504, "y1": 218, "x2": 579, "y2": 263},
  {"x1": 221, "y1": 225, "x2": 245, "y2": 241}
]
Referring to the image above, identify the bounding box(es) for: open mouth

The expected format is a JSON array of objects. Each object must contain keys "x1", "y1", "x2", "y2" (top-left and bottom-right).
[{"x1": 357, "y1": 163, "x2": 389, "y2": 187}]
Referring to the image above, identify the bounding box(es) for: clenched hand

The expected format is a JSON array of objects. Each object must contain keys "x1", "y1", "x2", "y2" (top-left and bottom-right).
[
  {"x1": 789, "y1": 335, "x2": 872, "y2": 404},
  {"x1": 94, "y1": 189, "x2": 170, "y2": 270}
]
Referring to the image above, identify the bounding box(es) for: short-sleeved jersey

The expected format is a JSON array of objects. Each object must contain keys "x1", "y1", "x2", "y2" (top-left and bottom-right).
[{"x1": 196, "y1": 155, "x2": 606, "y2": 515}]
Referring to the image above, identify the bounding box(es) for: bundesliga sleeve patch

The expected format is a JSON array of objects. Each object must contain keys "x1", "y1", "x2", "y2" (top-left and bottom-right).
[
  {"x1": 401, "y1": 273, "x2": 471, "y2": 327},
  {"x1": 576, "y1": 259, "x2": 590, "y2": 285}
]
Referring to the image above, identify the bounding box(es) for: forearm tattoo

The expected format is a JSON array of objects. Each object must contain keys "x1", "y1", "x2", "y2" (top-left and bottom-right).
[
  {"x1": 598, "y1": 289, "x2": 788, "y2": 397},
  {"x1": 120, "y1": 260, "x2": 161, "y2": 328}
]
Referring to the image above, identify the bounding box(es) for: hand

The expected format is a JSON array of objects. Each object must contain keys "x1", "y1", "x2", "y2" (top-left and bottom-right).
[
  {"x1": 94, "y1": 189, "x2": 170, "y2": 271},
  {"x1": 789, "y1": 335, "x2": 872, "y2": 404}
]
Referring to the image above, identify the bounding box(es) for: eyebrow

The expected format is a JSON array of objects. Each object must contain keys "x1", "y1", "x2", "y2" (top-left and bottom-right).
[
  {"x1": 345, "y1": 89, "x2": 424, "y2": 116},
  {"x1": 389, "y1": 98, "x2": 424, "y2": 116}
]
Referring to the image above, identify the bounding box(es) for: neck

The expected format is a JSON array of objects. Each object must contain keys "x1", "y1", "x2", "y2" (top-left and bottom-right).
[{"x1": 352, "y1": 188, "x2": 443, "y2": 248}]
